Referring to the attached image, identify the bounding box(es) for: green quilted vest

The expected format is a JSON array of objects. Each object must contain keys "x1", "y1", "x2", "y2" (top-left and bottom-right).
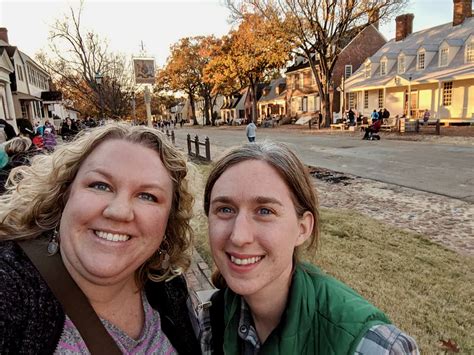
[{"x1": 222, "y1": 263, "x2": 390, "y2": 355}]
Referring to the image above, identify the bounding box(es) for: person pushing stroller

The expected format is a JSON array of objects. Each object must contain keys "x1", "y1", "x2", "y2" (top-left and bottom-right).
[{"x1": 363, "y1": 110, "x2": 382, "y2": 140}]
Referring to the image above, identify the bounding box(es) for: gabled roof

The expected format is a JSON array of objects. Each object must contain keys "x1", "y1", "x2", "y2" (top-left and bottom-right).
[
  {"x1": 258, "y1": 77, "x2": 286, "y2": 103},
  {"x1": 286, "y1": 24, "x2": 384, "y2": 74},
  {"x1": 0, "y1": 48, "x2": 14, "y2": 73},
  {"x1": 234, "y1": 89, "x2": 248, "y2": 110},
  {"x1": 286, "y1": 55, "x2": 315, "y2": 73},
  {"x1": 346, "y1": 17, "x2": 474, "y2": 90},
  {"x1": 445, "y1": 39, "x2": 464, "y2": 46},
  {"x1": 19, "y1": 51, "x2": 49, "y2": 76}
]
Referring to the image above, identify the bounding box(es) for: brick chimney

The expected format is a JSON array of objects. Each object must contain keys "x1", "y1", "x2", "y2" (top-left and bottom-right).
[
  {"x1": 453, "y1": 0, "x2": 472, "y2": 26},
  {"x1": 369, "y1": 9, "x2": 380, "y2": 30},
  {"x1": 0, "y1": 28, "x2": 9, "y2": 44},
  {"x1": 395, "y1": 14, "x2": 414, "y2": 42}
]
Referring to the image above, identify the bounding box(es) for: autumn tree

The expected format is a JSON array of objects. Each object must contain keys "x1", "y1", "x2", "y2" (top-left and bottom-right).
[
  {"x1": 227, "y1": 0, "x2": 407, "y2": 126},
  {"x1": 197, "y1": 36, "x2": 223, "y2": 125},
  {"x1": 157, "y1": 36, "x2": 222, "y2": 125},
  {"x1": 206, "y1": 13, "x2": 292, "y2": 122},
  {"x1": 36, "y1": 1, "x2": 134, "y2": 119},
  {"x1": 157, "y1": 37, "x2": 204, "y2": 125}
]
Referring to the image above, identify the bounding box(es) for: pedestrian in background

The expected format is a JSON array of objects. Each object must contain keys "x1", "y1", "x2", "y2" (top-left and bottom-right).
[
  {"x1": 245, "y1": 120, "x2": 256, "y2": 142},
  {"x1": 423, "y1": 109, "x2": 431, "y2": 125}
]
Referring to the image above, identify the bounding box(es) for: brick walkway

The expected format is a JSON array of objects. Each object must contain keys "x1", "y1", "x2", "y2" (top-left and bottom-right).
[{"x1": 185, "y1": 248, "x2": 215, "y2": 303}]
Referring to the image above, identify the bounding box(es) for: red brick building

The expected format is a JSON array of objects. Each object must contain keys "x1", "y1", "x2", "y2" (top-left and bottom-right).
[{"x1": 285, "y1": 24, "x2": 386, "y2": 119}]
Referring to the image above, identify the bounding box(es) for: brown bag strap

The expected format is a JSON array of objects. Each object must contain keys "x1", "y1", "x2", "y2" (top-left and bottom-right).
[{"x1": 18, "y1": 239, "x2": 122, "y2": 355}]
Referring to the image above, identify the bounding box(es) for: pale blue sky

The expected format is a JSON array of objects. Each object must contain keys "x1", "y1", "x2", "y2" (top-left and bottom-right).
[{"x1": 0, "y1": 0, "x2": 457, "y2": 67}]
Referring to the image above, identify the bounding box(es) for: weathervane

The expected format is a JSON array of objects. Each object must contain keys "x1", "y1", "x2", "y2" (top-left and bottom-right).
[{"x1": 139, "y1": 41, "x2": 147, "y2": 57}]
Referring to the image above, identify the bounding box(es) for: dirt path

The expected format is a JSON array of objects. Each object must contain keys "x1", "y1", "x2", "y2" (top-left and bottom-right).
[{"x1": 312, "y1": 168, "x2": 474, "y2": 256}]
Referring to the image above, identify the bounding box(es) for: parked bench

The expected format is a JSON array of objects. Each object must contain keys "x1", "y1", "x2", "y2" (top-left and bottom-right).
[
  {"x1": 380, "y1": 117, "x2": 399, "y2": 132},
  {"x1": 330, "y1": 123, "x2": 346, "y2": 130},
  {"x1": 416, "y1": 119, "x2": 440, "y2": 135}
]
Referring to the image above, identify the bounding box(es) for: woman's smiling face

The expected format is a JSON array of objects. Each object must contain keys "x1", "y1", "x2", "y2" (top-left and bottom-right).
[
  {"x1": 208, "y1": 160, "x2": 313, "y2": 298},
  {"x1": 59, "y1": 139, "x2": 173, "y2": 286}
]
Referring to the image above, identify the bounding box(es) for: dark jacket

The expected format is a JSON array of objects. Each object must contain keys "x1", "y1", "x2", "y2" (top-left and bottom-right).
[
  {"x1": 60, "y1": 123, "x2": 78, "y2": 140},
  {"x1": 0, "y1": 120, "x2": 16, "y2": 141},
  {"x1": 0, "y1": 240, "x2": 200, "y2": 354}
]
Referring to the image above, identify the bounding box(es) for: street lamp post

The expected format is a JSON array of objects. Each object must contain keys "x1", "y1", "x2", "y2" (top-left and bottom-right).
[
  {"x1": 407, "y1": 74, "x2": 412, "y2": 119},
  {"x1": 95, "y1": 72, "x2": 104, "y2": 120}
]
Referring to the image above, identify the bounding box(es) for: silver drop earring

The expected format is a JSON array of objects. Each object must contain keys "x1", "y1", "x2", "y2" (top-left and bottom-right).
[{"x1": 47, "y1": 228, "x2": 59, "y2": 255}]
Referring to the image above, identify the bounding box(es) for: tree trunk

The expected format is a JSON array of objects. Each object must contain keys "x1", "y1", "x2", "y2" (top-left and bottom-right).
[
  {"x1": 189, "y1": 93, "x2": 197, "y2": 125},
  {"x1": 323, "y1": 92, "x2": 331, "y2": 127},
  {"x1": 204, "y1": 95, "x2": 211, "y2": 126},
  {"x1": 249, "y1": 81, "x2": 258, "y2": 123}
]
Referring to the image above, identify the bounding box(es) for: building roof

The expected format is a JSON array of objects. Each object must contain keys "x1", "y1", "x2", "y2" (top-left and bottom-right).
[
  {"x1": 258, "y1": 77, "x2": 286, "y2": 103},
  {"x1": 234, "y1": 89, "x2": 248, "y2": 110},
  {"x1": 346, "y1": 17, "x2": 474, "y2": 90},
  {"x1": 19, "y1": 51, "x2": 50, "y2": 76},
  {"x1": 285, "y1": 24, "x2": 383, "y2": 74}
]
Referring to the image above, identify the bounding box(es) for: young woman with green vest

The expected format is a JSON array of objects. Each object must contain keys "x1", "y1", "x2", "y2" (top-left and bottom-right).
[{"x1": 201, "y1": 142, "x2": 419, "y2": 354}]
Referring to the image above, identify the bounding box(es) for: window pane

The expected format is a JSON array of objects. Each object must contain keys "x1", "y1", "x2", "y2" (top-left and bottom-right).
[{"x1": 443, "y1": 82, "x2": 452, "y2": 106}]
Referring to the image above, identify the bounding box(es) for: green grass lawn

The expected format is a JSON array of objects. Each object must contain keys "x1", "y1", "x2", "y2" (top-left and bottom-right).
[{"x1": 189, "y1": 163, "x2": 474, "y2": 354}]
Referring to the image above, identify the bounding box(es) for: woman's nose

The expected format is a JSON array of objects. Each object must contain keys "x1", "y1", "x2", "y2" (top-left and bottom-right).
[
  {"x1": 229, "y1": 212, "x2": 254, "y2": 246},
  {"x1": 103, "y1": 195, "x2": 134, "y2": 222}
]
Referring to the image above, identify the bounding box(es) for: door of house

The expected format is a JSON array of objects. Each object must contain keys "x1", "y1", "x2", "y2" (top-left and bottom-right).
[
  {"x1": 302, "y1": 96, "x2": 308, "y2": 112},
  {"x1": 404, "y1": 90, "x2": 419, "y2": 117}
]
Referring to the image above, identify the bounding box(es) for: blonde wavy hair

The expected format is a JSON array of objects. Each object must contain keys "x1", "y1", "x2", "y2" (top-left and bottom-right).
[
  {"x1": 4, "y1": 136, "x2": 32, "y2": 156},
  {"x1": 0, "y1": 123, "x2": 194, "y2": 286}
]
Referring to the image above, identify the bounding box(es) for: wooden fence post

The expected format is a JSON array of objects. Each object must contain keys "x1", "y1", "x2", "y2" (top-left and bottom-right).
[
  {"x1": 194, "y1": 135, "x2": 200, "y2": 157},
  {"x1": 205, "y1": 136, "x2": 210, "y2": 161},
  {"x1": 187, "y1": 134, "x2": 192, "y2": 156}
]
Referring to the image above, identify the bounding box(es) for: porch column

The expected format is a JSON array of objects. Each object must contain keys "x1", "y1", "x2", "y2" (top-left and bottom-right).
[
  {"x1": 4, "y1": 84, "x2": 19, "y2": 133},
  {"x1": 383, "y1": 87, "x2": 387, "y2": 109},
  {"x1": 407, "y1": 82, "x2": 412, "y2": 119},
  {"x1": 4, "y1": 83, "x2": 16, "y2": 120},
  {"x1": 437, "y1": 81, "x2": 442, "y2": 119}
]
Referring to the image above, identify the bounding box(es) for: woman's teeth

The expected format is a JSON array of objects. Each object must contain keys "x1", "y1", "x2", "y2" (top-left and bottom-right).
[
  {"x1": 95, "y1": 230, "x2": 130, "y2": 242},
  {"x1": 230, "y1": 255, "x2": 262, "y2": 265}
]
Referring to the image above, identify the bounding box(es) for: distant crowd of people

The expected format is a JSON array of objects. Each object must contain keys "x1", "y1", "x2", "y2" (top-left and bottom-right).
[{"x1": 0, "y1": 116, "x2": 104, "y2": 193}]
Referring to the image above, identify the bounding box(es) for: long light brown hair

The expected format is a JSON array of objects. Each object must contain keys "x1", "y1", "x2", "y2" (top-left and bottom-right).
[{"x1": 203, "y1": 141, "x2": 319, "y2": 288}]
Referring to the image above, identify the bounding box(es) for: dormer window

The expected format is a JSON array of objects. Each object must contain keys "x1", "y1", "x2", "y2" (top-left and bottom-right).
[
  {"x1": 380, "y1": 59, "x2": 387, "y2": 76},
  {"x1": 439, "y1": 47, "x2": 449, "y2": 67},
  {"x1": 417, "y1": 51, "x2": 425, "y2": 70},
  {"x1": 344, "y1": 65, "x2": 353, "y2": 79},
  {"x1": 398, "y1": 55, "x2": 405, "y2": 74},
  {"x1": 365, "y1": 63, "x2": 371, "y2": 78},
  {"x1": 466, "y1": 40, "x2": 474, "y2": 63}
]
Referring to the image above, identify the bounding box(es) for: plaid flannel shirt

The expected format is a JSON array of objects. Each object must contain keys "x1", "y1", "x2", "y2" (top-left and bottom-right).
[{"x1": 198, "y1": 297, "x2": 419, "y2": 355}]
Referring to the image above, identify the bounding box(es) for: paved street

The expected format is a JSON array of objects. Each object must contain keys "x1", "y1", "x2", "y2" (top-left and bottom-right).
[{"x1": 174, "y1": 126, "x2": 474, "y2": 203}]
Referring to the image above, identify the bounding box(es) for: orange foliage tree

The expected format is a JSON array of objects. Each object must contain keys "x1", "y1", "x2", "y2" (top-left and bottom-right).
[
  {"x1": 205, "y1": 13, "x2": 291, "y2": 122},
  {"x1": 158, "y1": 36, "x2": 219, "y2": 125}
]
